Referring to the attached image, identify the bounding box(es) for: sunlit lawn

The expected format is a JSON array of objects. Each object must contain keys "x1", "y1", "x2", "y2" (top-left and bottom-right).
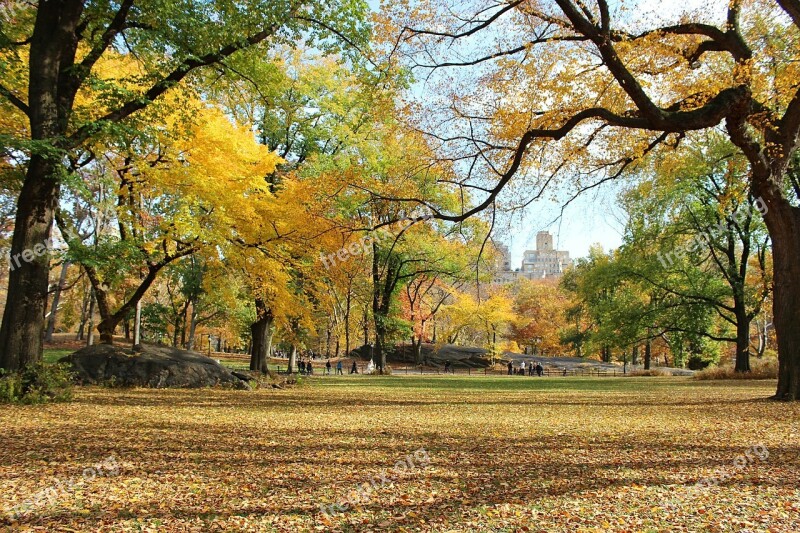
[{"x1": 1, "y1": 376, "x2": 798, "y2": 532}]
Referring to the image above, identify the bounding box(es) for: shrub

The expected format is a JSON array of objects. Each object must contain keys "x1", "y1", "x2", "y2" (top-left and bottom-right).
[
  {"x1": 628, "y1": 368, "x2": 673, "y2": 377},
  {"x1": 0, "y1": 362, "x2": 74, "y2": 404},
  {"x1": 694, "y1": 358, "x2": 778, "y2": 380}
]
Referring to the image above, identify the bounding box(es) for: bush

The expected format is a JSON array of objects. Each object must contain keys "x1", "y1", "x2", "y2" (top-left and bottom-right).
[
  {"x1": 0, "y1": 362, "x2": 74, "y2": 404},
  {"x1": 694, "y1": 358, "x2": 778, "y2": 380},
  {"x1": 628, "y1": 368, "x2": 673, "y2": 377},
  {"x1": 687, "y1": 354, "x2": 712, "y2": 370}
]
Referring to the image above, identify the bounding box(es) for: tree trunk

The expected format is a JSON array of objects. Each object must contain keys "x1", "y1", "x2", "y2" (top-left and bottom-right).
[
  {"x1": 133, "y1": 299, "x2": 142, "y2": 347},
  {"x1": 187, "y1": 299, "x2": 199, "y2": 350},
  {"x1": 288, "y1": 344, "x2": 297, "y2": 374},
  {"x1": 76, "y1": 283, "x2": 90, "y2": 340},
  {"x1": 735, "y1": 308, "x2": 752, "y2": 372},
  {"x1": 632, "y1": 344, "x2": 639, "y2": 366},
  {"x1": 761, "y1": 197, "x2": 800, "y2": 399},
  {"x1": 0, "y1": 160, "x2": 58, "y2": 370},
  {"x1": 172, "y1": 314, "x2": 181, "y2": 347},
  {"x1": 86, "y1": 288, "x2": 96, "y2": 347},
  {"x1": 0, "y1": 1, "x2": 85, "y2": 370},
  {"x1": 249, "y1": 298, "x2": 273, "y2": 374},
  {"x1": 45, "y1": 261, "x2": 69, "y2": 342},
  {"x1": 644, "y1": 338, "x2": 652, "y2": 370}
]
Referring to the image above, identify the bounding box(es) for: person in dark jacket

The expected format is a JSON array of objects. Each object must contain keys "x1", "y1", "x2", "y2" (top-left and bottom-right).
[
  {"x1": 350, "y1": 360, "x2": 358, "y2": 374},
  {"x1": 507, "y1": 361, "x2": 513, "y2": 375}
]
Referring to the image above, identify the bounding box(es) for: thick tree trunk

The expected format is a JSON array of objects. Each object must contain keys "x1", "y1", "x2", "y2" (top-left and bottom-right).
[
  {"x1": 761, "y1": 197, "x2": 800, "y2": 400},
  {"x1": 0, "y1": 160, "x2": 58, "y2": 371},
  {"x1": 249, "y1": 299, "x2": 273, "y2": 374},
  {"x1": 0, "y1": 0, "x2": 84, "y2": 370},
  {"x1": 644, "y1": 338, "x2": 652, "y2": 370},
  {"x1": 45, "y1": 260, "x2": 69, "y2": 342}
]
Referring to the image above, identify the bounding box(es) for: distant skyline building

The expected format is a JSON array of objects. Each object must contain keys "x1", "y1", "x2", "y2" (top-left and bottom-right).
[{"x1": 492, "y1": 231, "x2": 572, "y2": 284}]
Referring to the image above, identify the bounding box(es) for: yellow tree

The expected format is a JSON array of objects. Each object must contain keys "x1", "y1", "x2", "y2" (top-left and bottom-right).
[
  {"x1": 0, "y1": 0, "x2": 369, "y2": 371},
  {"x1": 510, "y1": 278, "x2": 570, "y2": 357},
  {"x1": 62, "y1": 102, "x2": 281, "y2": 343}
]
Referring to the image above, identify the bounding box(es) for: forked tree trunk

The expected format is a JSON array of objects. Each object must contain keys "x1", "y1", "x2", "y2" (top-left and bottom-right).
[{"x1": 249, "y1": 298, "x2": 273, "y2": 373}]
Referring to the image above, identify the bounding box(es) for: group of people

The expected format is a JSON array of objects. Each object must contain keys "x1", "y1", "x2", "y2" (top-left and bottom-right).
[
  {"x1": 297, "y1": 359, "x2": 359, "y2": 375},
  {"x1": 508, "y1": 360, "x2": 544, "y2": 376}
]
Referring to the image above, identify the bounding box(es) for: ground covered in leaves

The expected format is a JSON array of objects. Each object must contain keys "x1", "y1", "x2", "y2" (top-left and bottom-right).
[{"x1": 1, "y1": 376, "x2": 798, "y2": 532}]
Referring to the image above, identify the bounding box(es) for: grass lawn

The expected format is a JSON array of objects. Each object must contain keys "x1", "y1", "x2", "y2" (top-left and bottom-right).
[
  {"x1": 0, "y1": 376, "x2": 798, "y2": 532},
  {"x1": 42, "y1": 349, "x2": 76, "y2": 364}
]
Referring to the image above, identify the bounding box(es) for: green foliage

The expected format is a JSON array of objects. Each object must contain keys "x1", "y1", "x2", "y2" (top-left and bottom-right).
[{"x1": 0, "y1": 362, "x2": 74, "y2": 404}]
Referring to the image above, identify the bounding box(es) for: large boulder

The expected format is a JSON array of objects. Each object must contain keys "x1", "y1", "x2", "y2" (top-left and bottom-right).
[{"x1": 63, "y1": 343, "x2": 250, "y2": 389}]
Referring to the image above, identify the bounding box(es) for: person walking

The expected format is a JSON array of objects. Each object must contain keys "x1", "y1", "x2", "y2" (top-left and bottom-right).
[
  {"x1": 520, "y1": 361, "x2": 525, "y2": 376},
  {"x1": 298, "y1": 360, "x2": 306, "y2": 374},
  {"x1": 306, "y1": 361, "x2": 313, "y2": 375},
  {"x1": 536, "y1": 362, "x2": 544, "y2": 377},
  {"x1": 507, "y1": 360, "x2": 513, "y2": 375},
  {"x1": 336, "y1": 360, "x2": 343, "y2": 375},
  {"x1": 528, "y1": 363, "x2": 535, "y2": 376},
  {"x1": 350, "y1": 360, "x2": 358, "y2": 374},
  {"x1": 325, "y1": 359, "x2": 332, "y2": 375}
]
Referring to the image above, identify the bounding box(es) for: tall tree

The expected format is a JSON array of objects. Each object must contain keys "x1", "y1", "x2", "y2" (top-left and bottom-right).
[
  {"x1": 0, "y1": 0, "x2": 368, "y2": 371},
  {"x1": 396, "y1": 0, "x2": 800, "y2": 399}
]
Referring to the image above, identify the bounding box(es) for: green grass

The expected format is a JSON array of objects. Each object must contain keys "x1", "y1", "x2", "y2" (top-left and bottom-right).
[{"x1": 42, "y1": 348, "x2": 75, "y2": 364}]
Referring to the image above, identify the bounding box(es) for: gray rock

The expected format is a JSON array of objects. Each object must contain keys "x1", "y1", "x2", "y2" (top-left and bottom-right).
[{"x1": 62, "y1": 343, "x2": 250, "y2": 389}]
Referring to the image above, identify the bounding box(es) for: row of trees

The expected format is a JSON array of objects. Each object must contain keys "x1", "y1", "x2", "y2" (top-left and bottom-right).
[
  {"x1": 0, "y1": 0, "x2": 798, "y2": 398},
  {"x1": 0, "y1": 1, "x2": 492, "y2": 374}
]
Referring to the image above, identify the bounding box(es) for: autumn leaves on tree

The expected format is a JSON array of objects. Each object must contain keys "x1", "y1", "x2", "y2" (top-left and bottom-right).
[{"x1": 0, "y1": 1, "x2": 798, "y2": 399}]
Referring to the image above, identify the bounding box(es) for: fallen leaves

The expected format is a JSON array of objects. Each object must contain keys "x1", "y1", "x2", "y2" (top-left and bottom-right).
[{"x1": 0, "y1": 377, "x2": 797, "y2": 531}]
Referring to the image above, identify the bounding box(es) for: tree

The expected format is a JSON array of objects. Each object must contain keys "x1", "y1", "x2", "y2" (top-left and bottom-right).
[
  {"x1": 0, "y1": 0, "x2": 369, "y2": 371},
  {"x1": 395, "y1": 0, "x2": 800, "y2": 398},
  {"x1": 59, "y1": 104, "x2": 281, "y2": 343},
  {"x1": 510, "y1": 278, "x2": 570, "y2": 357},
  {"x1": 619, "y1": 132, "x2": 771, "y2": 371}
]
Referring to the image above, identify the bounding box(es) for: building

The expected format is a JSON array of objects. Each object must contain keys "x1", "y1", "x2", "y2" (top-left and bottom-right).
[
  {"x1": 492, "y1": 231, "x2": 572, "y2": 284},
  {"x1": 521, "y1": 232, "x2": 572, "y2": 278}
]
